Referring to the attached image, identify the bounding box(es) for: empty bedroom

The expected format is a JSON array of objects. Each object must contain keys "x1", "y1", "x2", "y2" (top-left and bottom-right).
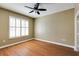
[{"x1": 0, "y1": 3, "x2": 79, "y2": 56}]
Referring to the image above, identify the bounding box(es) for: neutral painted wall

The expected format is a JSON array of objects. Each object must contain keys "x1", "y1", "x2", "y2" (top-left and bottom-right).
[
  {"x1": 35, "y1": 9, "x2": 74, "y2": 46},
  {"x1": 75, "y1": 4, "x2": 79, "y2": 14},
  {"x1": 0, "y1": 8, "x2": 34, "y2": 47}
]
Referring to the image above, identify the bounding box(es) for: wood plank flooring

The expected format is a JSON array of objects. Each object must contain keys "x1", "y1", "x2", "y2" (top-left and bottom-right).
[{"x1": 0, "y1": 39, "x2": 78, "y2": 56}]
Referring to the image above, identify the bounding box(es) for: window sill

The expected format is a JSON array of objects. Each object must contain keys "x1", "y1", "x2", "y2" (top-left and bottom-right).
[{"x1": 9, "y1": 35, "x2": 29, "y2": 40}]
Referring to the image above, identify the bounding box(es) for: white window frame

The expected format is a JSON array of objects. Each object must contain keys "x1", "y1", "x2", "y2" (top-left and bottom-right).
[{"x1": 9, "y1": 16, "x2": 29, "y2": 39}]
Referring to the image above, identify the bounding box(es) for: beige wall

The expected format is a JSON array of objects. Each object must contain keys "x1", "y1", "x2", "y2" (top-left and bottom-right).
[
  {"x1": 35, "y1": 9, "x2": 74, "y2": 46},
  {"x1": 0, "y1": 8, "x2": 34, "y2": 47},
  {"x1": 75, "y1": 4, "x2": 79, "y2": 14}
]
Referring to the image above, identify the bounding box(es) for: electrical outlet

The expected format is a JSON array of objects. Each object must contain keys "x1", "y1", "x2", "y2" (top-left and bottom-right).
[{"x1": 2, "y1": 40, "x2": 6, "y2": 43}]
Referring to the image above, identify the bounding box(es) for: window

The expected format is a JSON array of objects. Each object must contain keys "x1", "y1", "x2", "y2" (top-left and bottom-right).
[{"x1": 9, "y1": 16, "x2": 29, "y2": 38}]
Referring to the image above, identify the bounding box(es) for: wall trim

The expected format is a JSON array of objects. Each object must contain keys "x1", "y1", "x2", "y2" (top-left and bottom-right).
[
  {"x1": 0, "y1": 38, "x2": 33, "y2": 49},
  {"x1": 0, "y1": 38, "x2": 76, "y2": 51},
  {"x1": 34, "y1": 38, "x2": 74, "y2": 49},
  {"x1": 74, "y1": 46, "x2": 79, "y2": 51},
  {"x1": 74, "y1": 11, "x2": 78, "y2": 52}
]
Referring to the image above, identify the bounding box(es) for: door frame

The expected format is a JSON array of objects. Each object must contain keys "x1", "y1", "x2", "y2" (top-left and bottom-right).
[{"x1": 74, "y1": 11, "x2": 79, "y2": 51}]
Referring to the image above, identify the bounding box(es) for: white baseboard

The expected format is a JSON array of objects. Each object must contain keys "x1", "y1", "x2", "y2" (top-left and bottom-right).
[
  {"x1": 34, "y1": 38, "x2": 74, "y2": 49},
  {"x1": 0, "y1": 38, "x2": 76, "y2": 51},
  {"x1": 0, "y1": 38, "x2": 33, "y2": 49},
  {"x1": 74, "y1": 46, "x2": 79, "y2": 51}
]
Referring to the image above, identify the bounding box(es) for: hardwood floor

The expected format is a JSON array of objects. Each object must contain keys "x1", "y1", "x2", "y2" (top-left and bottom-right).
[{"x1": 0, "y1": 39, "x2": 77, "y2": 56}]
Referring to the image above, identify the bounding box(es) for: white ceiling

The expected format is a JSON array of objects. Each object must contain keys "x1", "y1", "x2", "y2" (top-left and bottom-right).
[{"x1": 0, "y1": 3, "x2": 74, "y2": 18}]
